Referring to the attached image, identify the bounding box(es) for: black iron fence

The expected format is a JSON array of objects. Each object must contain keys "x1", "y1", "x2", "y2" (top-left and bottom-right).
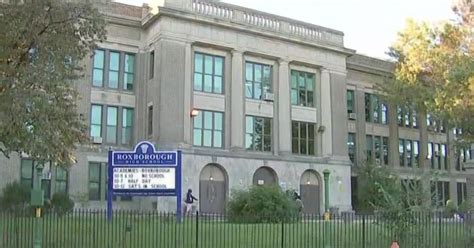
[{"x1": 0, "y1": 209, "x2": 472, "y2": 248}]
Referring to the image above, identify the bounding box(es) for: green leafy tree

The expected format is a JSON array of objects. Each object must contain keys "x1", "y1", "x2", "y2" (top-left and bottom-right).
[
  {"x1": 355, "y1": 163, "x2": 445, "y2": 245},
  {"x1": 378, "y1": 10, "x2": 473, "y2": 144},
  {"x1": 0, "y1": 0, "x2": 106, "y2": 166}
]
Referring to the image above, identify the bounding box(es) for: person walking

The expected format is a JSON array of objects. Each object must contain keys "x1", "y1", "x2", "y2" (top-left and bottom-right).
[
  {"x1": 294, "y1": 192, "x2": 304, "y2": 220},
  {"x1": 184, "y1": 189, "x2": 198, "y2": 215}
]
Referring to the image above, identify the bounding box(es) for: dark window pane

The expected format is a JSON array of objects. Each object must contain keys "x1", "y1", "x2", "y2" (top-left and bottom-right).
[
  {"x1": 365, "y1": 93, "x2": 371, "y2": 122},
  {"x1": 292, "y1": 138, "x2": 299, "y2": 154}
]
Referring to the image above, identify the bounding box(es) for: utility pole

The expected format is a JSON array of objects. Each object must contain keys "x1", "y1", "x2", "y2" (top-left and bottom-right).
[
  {"x1": 31, "y1": 163, "x2": 44, "y2": 248},
  {"x1": 323, "y1": 169, "x2": 331, "y2": 248}
]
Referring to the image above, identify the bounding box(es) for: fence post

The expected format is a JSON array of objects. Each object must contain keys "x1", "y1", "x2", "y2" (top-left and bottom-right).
[
  {"x1": 362, "y1": 215, "x2": 366, "y2": 248},
  {"x1": 438, "y1": 216, "x2": 441, "y2": 248},
  {"x1": 195, "y1": 211, "x2": 199, "y2": 248},
  {"x1": 281, "y1": 220, "x2": 284, "y2": 248}
]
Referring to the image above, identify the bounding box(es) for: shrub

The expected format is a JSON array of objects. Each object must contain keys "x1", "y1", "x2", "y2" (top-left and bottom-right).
[
  {"x1": 458, "y1": 201, "x2": 470, "y2": 214},
  {"x1": 0, "y1": 181, "x2": 30, "y2": 211},
  {"x1": 227, "y1": 185, "x2": 298, "y2": 223},
  {"x1": 50, "y1": 192, "x2": 74, "y2": 216},
  {"x1": 444, "y1": 199, "x2": 457, "y2": 218}
]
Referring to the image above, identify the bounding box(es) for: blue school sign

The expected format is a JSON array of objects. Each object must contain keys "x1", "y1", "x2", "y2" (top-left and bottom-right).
[{"x1": 107, "y1": 141, "x2": 182, "y2": 220}]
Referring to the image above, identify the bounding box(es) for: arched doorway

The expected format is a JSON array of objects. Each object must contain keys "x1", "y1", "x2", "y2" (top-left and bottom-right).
[
  {"x1": 252, "y1": 166, "x2": 278, "y2": 186},
  {"x1": 199, "y1": 164, "x2": 227, "y2": 214},
  {"x1": 300, "y1": 170, "x2": 321, "y2": 214}
]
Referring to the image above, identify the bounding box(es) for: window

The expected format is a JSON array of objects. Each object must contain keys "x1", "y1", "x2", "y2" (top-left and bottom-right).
[
  {"x1": 122, "y1": 108, "x2": 134, "y2": 145},
  {"x1": 399, "y1": 139, "x2": 405, "y2": 167},
  {"x1": 90, "y1": 105, "x2": 102, "y2": 138},
  {"x1": 383, "y1": 137, "x2": 389, "y2": 165},
  {"x1": 412, "y1": 110, "x2": 418, "y2": 128},
  {"x1": 20, "y1": 159, "x2": 34, "y2": 189},
  {"x1": 21, "y1": 159, "x2": 53, "y2": 199},
  {"x1": 399, "y1": 139, "x2": 419, "y2": 168},
  {"x1": 428, "y1": 142, "x2": 434, "y2": 169},
  {"x1": 413, "y1": 141, "x2": 419, "y2": 167},
  {"x1": 108, "y1": 51, "x2": 120, "y2": 89},
  {"x1": 397, "y1": 106, "x2": 403, "y2": 126},
  {"x1": 89, "y1": 162, "x2": 102, "y2": 201},
  {"x1": 432, "y1": 181, "x2": 450, "y2": 207},
  {"x1": 347, "y1": 90, "x2": 355, "y2": 114},
  {"x1": 457, "y1": 182, "x2": 467, "y2": 206},
  {"x1": 364, "y1": 93, "x2": 387, "y2": 124},
  {"x1": 55, "y1": 167, "x2": 68, "y2": 194},
  {"x1": 92, "y1": 50, "x2": 135, "y2": 90},
  {"x1": 348, "y1": 133, "x2": 356, "y2": 164},
  {"x1": 427, "y1": 114, "x2": 446, "y2": 133},
  {"x1": 457, "y1": 147, "x2": 472, "y2": 171},
  {"x1": 381, "y1": 103, "x2": 388, "y2": 124},
  {"x1": 398, "y1": 106, "x2": 417, "y2": 128},
  {"x1": 291, "y1": 121, "x2": 316, "y2": 156},
  {"x1": 441, "y1": 144, "x2": 447, "y2": 170},
  {"x1": 245, "y1": 62, "x2": 272, "y2": 100},
  {"x1": 193, "y1": 110, "x2": 223, "y2": 148},
  {"x1": 404, "y1": 109, "x2": 410, "y2": 127},
  {"x1": 426, "y1": 114, "x2": 433, "y2": 127},
  {"x1": 148, "y1": 106, "x2": 153, "y2": 136},
  {"x1": 194, "y1": 53, "x2": 224, "y2": 94},
  {"x1": 406, "y1": 140, "x2": 412, "y2": 167},
  {"x1": 365, "y1": 93, "x2": 371, "y2": 122},
  {"x1": 149, "y1": 51, "x2": 154, "y2": 79},
  {"x1": 374, "y1": 136, "x2": 381, "y2": 163},
  {"x1": 436, "y1": 144, "x2": 441, "y2": 170},
  {"x1": 366, "y1": 135, "x2": 389, "y2": 165},
  {"x1": 92, "y1": 50, "x2": 105, "y2": 87},
  {"x1": 366, "y1": 135, "x2": 373, "y2": 163},
  {"x1": 106, "y1": 107, "x2": 118, "y2": 144},
  {"x1": 124, "y1": 54, "x2": 135, "y2": 91},
  {"x1": 91, "y1": 104, "x2": 134, "y2": 145},
  {"x1": 291, "y1": 70, "x2": 315, "y2": 107},
  {"x1": 245, "y1": 116, "x2": 272, "y2": 152}
]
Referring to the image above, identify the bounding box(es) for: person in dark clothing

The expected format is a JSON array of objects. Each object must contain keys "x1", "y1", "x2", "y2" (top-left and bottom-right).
[{"x1": 184, "y1": 189, "x2": 198, "y2": 215}]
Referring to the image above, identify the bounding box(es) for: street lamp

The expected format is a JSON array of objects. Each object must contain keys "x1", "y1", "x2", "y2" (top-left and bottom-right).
[{"x1": 191, "y1": 109, "x2": 199, "y2": 117}]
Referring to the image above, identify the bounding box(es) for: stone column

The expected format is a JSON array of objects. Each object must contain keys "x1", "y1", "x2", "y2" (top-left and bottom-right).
[
  {"x1": 354, "y1": 87, "x2": 367, "y2": 164},
  {"x1": 329, "y1": 72, "x2": 348, "y2": 158},
  {"x1": 388, "y1": 104, "x2": 400, "y2": 168},
  {"x1": 320, "y1": 69, "x2": 332, "y2": 157},
  {"x1": 183, "y1": 43, "x2": 192, "y2": 145},
  {"x1": 277, "y1": 59, "x2": 291, "y2": 155},
  {"x1": 230, "y1": 50, "x2": 244, "y2": 150}
]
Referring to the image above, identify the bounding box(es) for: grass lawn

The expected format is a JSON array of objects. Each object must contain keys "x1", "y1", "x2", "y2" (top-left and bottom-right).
[{"x1": 1, "y1": 211, "x2": 472, "y2": 248}]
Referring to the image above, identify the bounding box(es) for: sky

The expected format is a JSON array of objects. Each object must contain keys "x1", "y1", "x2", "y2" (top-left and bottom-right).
[{"x1": 115, "y1": 0, "x2": 455, "y2": 59}]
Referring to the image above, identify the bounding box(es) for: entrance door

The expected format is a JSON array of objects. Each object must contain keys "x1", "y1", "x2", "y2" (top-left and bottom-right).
[
  {"x1": 300, "y1": 170, "x2": 321, "y2": 214},
  {"x1": 199, "y1": 164, "x2": 227, "y2": 214},
  {"x1": 252, "y1": 167, "x2": 278, "y2": 186}
]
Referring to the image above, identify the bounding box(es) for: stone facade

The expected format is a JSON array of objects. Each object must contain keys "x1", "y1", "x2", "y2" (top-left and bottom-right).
[{"x1": 0, "y1": 0, "x2": 471, "y2": 213}]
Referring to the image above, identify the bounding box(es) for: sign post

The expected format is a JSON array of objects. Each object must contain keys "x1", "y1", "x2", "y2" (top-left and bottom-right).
[{"x1": 107, "y1": 142, "x2": 182, "y2": 222}]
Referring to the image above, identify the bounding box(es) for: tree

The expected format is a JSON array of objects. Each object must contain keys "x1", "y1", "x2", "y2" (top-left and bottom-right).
[
  {"x1": 0, "y1": 0, "x2": 106, "y2": 166},
  {"x1": 378, "y1": 10, "x2": 473, "y2": 144},
  {"x1": 452, "y1": 0, "x2": 473, "y2": 26}
]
